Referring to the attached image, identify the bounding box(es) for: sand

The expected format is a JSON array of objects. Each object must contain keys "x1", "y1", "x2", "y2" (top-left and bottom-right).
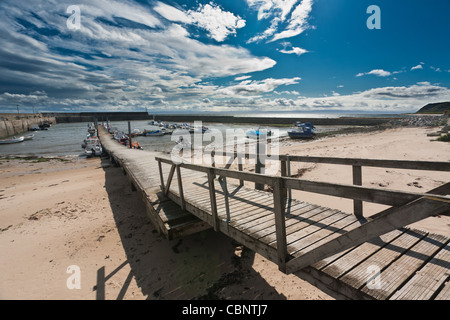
[{"x1": 0, "y1": 126, "x2": 448, "y2": 300}]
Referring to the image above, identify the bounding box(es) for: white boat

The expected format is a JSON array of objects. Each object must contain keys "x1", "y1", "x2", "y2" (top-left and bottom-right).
[
  {"x1": 23, "y1": 134, "x2": 34, "y2": 141},
  {"x1": 84, "y1": 137, "x2": 103, "y2": 157},
  {"x1": 0, "y1": 136, "x2": 25, "y2": 144}
]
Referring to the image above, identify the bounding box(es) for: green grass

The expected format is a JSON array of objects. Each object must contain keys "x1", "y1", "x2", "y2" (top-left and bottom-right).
[
  {"x1": 437, "y1": 134, "x2": 450, "y2": 142},
  {"x1": 0, "y1": 156, "x2": 69, "y2": 163}
]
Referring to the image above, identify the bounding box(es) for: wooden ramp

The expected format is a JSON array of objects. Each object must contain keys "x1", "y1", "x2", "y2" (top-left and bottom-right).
[
  {"x1": 98, "y1": 127, "x2": 450, "y2": 299},
  {"x1": 98, "y1": 127, "x2": 210, "y2": 240},
  {"x1": 154, "y1": 155, "x2": 450, "y2": 300}
]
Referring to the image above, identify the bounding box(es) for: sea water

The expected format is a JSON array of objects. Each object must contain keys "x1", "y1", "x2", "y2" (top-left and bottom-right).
[{"x1": 0, "y1": 115, "x2": 398, "y2": 157}]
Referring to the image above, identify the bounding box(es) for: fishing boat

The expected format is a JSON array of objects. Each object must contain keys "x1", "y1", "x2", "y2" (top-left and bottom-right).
[
  {"x1": 287, "y1": 122, "x2": 316, "y2": 139},
  {"x1": 144, "y1": 129, "x2": 165, "y2": 136},
  {"x1": 0, "y1": 136, "x2": 25, "y2": 144},
  {"x1": 84, "y1": 136, "x2": 103, "y2": 157}
]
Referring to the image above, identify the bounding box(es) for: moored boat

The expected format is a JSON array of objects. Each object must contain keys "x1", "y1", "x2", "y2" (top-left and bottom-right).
[
  {"x1": 0, "y1": 136, "x2": 25, "y2": 144},
  {"x1": 288, "y1": 122, "x2": 316, "y2": 139},
  {"x1": 84, "y1": 136, "x2": 103, "y2": 157},
  {"x1": 23, "y1": 134, "x2": 34, "y2": 141},
  {"x1": 144, "y1": 129, "x2": 165, "y2": 136}
]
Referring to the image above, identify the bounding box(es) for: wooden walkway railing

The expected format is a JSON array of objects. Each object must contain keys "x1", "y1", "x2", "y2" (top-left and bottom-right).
[{"x1": 156, "y1": 154, "x2": 450, "y2": 274}]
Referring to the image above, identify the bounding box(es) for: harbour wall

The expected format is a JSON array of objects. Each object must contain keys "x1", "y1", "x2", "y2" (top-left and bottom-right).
[
  {"x1": 0, "y1": 113, "x2": 56, "y2": 139},
  {"x1": 40, "y1": 112, "x2": 394, "y2": 126}
]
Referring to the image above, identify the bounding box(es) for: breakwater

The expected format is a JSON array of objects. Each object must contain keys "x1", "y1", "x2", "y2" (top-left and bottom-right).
[
  {"x1": 0, "y1": 113, "x2": 56, "y2": 139},
  {"x1": 41, "y1": 112, "x2": 395, "y2": 126}
]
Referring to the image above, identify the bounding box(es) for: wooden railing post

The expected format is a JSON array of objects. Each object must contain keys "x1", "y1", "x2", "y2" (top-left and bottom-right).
[
  {"x1": 237, "y1": 155, "x2": 244, "y2": 187},
  {"x1": 176, "y1": 165, "x2": 186, "y2": 211},
  {"x1": 218, "y1": 176, "x2": 231, "y2": 223},
  {"x1": 287, "y1": 156, "x2": 292, "y2": 200},
  {"x1": 211, "y1": 150, "x2": 215, "y2": 167},
  {"x1": 207, "y1": 168, "x2": 220, "y2": 231},
  {"x1": 280, "y1": 158, "x2": 287, "y2": 198},
  {"x1": 273, "y1": 177, "x2": 288, "y2": 272},
  {"x1": 352, "y1": 165, "x2": 363, "y2": 218},
  {"x1": 255, "y1": 135, "x2": 265, "y2": 190},
  {"x1": 158, "y1": 160, "x2": 165, "y2": 191}
]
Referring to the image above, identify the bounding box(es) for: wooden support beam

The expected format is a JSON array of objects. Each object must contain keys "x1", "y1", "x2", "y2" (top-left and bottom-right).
[
  {"x1": 218, "y1": 176, "x2": 231, "y2": 223},
  {"x1": 352, "y1": 165, "x2": 363, "y2": 218},
  {"x1": 164, "y1": 164, "x2": 176, "y2": 196},
  {"x1": 285, "y1": 195, "x2": 450, "y2": 274},
  {"x1": 237, "y1": 155, "x2": 244, "y2": 187},
  {"x1": 176, "y1": 165, "x2": 185, "y2": 211},
  {"x1": 273, "y1": 177, "x2": 288, "y2": 272},
  {"x1": 207, "y1": 168, "x2": 220, "y2": 231},
  {"x1": 158, "y1": 160, "x2": 165, "y2": 191},
  {"x1": 224, "y1": 154, "x2": 236, "y2": 169},
  {"x1": 283, "y1": 178, "x2": 435, "y2": 207}
]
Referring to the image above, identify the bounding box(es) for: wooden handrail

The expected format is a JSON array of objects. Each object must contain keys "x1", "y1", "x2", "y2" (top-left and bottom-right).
[
  {"x1": 155, "y1": 156, "x2": 450, "y2": 207},
  {"x1": 278, "y1": 155, "x2": 450, "y2": 172},
  {"x1": 201, "y1": 151, "x2": 450, "y2": 172}
]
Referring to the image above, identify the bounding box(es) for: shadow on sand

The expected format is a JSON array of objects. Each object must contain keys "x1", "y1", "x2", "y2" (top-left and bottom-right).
[{"x1": 94, "y1": 156, "x2": 286, "y2": 300}]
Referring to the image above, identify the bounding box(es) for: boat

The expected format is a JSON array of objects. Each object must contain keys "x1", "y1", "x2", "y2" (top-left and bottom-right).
[
  {"x1": 287, "y1": 122, "x2": 316, "y2": 139},
  {"x1": 144, "y1": 130, "x2": 165, "y2": 136},
  {"x1": 0, "y1": 136, "x2": 25, "y2": 144},
  {"x1": 131, "y1": 141, "x2": 144, "y2": 150},
  {"x1": 246, "y1": 128, "x2": 272, "y2": 138},
  {"x1": 23, "y1": 134, "x2": 34, "y2": 141},
  {"x1": 84, "y1": 136, "x2": 103, "y2": 157}
]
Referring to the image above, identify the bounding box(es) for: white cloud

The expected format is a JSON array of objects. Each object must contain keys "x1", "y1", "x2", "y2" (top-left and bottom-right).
[
  {"x1": 356, "y1": 69, "x2": 392, "y2": 77},
  {"x1": 218, "y1": 77, "x2": 301, "y2": 97},
  {"x1": 271, "y1": 0, "x2": 313, "y2": 42},
  {"x1": 279, "y1": 46, "x2": 308, "y2": 56},
  {"x1": 235, "y1": 75, "x2": 252, "y2": 81},
  {"x1": 247, "y1": 0, "x2": 314, "y2": 43},
  {"x1": 411, "y1": 64, "x2": 423, "y2": 71},
  {"x1": 154, "y1": 1, "x2": 192, "y2": 23},
  {"x1": 430, "y1": 66, "x2": 442, "y2": 72},
  {"x1": 154, "y1": 2, "x2": 246, "y2": 42},
  {"x1": 188, "y1": 4, "x2": 246, "y2": 42},
  {"x1": 0, "y1": 0, "x2": 277, "y2": 112}
]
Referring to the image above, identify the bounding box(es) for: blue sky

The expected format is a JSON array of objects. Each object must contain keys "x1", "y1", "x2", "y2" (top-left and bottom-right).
[{"x1": 0, "y1": 0, "x2": 449, "y2": 114}]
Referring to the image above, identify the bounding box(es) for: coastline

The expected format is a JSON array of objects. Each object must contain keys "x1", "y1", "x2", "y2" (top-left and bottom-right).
[{"x1": 0, "y1": 124, "x2": 449, "y2": 300}]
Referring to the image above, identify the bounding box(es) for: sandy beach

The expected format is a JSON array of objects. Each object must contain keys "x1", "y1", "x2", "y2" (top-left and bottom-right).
[{"x1": 0, "y1": 125, "x2": 449, "y2": 300}]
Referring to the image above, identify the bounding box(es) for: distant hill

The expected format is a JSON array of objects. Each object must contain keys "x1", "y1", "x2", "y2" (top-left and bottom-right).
[{"x1": 416, "y1": 102, "x2": 450, "y2": 114}]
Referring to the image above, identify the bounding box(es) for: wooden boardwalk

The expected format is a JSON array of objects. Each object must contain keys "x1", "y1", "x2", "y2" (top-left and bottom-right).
[{"x1": 98, "y1": 127, "x2": 450, "y2": 300}]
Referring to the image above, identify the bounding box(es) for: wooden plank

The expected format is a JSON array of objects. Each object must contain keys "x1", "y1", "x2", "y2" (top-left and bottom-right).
[
  {"x1": 238, "y1": 202, "x2": 313, "y2": 237},
  {"x1": 390, "y1": 242, "x2": 450, "y2": 300},
  {"x1": 318, "y1": 229, "x2": 404, "y2": 277},
  {"x1": 235, "y1": 201, "x2": 308, "y2": 233},
  {"x1": 361, "y1": 233, "x2": 448, "y2": 300},
  {"x1": 289, "y1": 214, "x2": 362, "y2": 257},
  {"x1": 258, "y1": 207, "x2": 337, "y2": 245},
  {"x1": 284, "y1": 212, "x2": 351, "y2": 252},
  {"x1": 278, "y1": 155, "x2": 450, "y2": 172},
  {"x1": 285, "y1": 196, "x2": 450, "y2": 273},
  {"x1": 339, "y1": 229, "x2": 427, "y2": 290},
  {"x1": 435, "y1": 278, "x2": 450, "y2": 300}
]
